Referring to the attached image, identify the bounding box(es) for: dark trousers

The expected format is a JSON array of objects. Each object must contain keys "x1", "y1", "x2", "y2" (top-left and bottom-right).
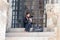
[{"x1": 25, "y1": 23, "x2": 32, "y2": 32}]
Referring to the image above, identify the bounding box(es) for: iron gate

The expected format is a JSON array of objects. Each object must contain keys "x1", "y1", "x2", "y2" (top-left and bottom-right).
[{"x1": 11, "y1": 0, "x2": 47, "y2": 28}]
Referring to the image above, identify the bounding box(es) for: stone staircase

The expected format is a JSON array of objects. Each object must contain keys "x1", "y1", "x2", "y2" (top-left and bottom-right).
[
  {"x1": 6, "y1": 28, "x2": 55, "y2": 40},
  {"x1": 6, "y1": 37, "x2": 49, "y2": 40},
  {"x1": 7, "y1": 28, "x2": 25, "y2": 32}
]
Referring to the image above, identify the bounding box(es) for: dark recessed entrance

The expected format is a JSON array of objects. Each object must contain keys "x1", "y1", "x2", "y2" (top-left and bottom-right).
[{"x1": 11, "y1": 0, "x2": 47, "y2": 28}]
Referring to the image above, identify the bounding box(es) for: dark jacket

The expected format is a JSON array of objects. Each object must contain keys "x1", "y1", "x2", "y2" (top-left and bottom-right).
[
  {"x1": 23, "y1": 17, "x2": 32, "y2": 28},
  {"x1": 23, "y1": 17, "x2": 28, "y2": 28}
]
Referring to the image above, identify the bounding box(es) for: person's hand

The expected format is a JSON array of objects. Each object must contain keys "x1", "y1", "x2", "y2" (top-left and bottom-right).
[{"x1": 29, "y1": 18, "x2": 32, "y2": 22}]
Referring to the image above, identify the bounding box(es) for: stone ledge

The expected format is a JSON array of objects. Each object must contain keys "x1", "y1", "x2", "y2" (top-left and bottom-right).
[
  {"x1": 6, "y1": 37, "x2": 49, "y2": 40},
  {"x1": 6, "y1": 32, "x2": 55, "y2": 37}
]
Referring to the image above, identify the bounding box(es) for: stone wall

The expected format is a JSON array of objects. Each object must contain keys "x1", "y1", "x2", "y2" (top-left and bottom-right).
[
  {"x1": 56, "y1": 4, "x2": 60, "y2": 40},
  {"x1": 46, "y1": 4, "x2": 58, "y2": 31},
  {"x1": 46, "y1": 4, "x2": 60, "y2": 40},
  {"x1": 6, "y1": 0, "x2": 12, "y2": 32},
  {"x1": 0, "y1": 0, "x2": 9, "y2": 40}
]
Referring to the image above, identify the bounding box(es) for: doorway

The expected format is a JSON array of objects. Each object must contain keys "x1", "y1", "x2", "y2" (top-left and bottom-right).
[{"x1": 11, "y1": 0, "x2": 47, "y2": 28}]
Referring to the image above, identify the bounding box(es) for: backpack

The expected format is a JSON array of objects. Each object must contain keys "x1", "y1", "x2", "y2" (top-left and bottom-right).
[{"x1": 32, "y1": 24, "x2": 43, "y2": 32}]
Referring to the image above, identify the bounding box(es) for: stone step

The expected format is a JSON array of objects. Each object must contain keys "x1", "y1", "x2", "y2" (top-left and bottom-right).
[
  {"x1": 7, "y1": 28, "x2": 54, "y2": 33},
  {"x1": 7, "y1": 28, "x2": 33, "y2": 33},
  {"x1": 6, "y1": 37, "x2": 49, "y2": 40},
  {"x1": 6, "y1": 32, "x2": 55, "y2": 37},
  {"x1": 8, "y1": 28, "x2": 26, "y2": 32}
]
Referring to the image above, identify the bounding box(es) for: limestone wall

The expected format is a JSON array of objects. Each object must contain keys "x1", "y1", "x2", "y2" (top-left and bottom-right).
[
  {"x1": 56, "y1": 4, "x2": 60, "y2": 40},
  {"x1": 46, "y1": 4, "x2": 57, "y2": 29},
  {"x1": 6, "y1": 0, "x2": 12, "y2": 32},
  {"x1": 0, "y1": 0, "x2": 9, "y2": 40},
  {"x1": 46, "y1": 4, "x2": 60, "y2": 40}
]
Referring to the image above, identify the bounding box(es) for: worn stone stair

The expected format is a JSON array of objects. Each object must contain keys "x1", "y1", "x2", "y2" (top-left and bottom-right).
[
  {"x1": 7, "y1": 28, "x2": 25, "y2": 32},
  {"x1": 6, "y1": 28, "x2": 55, "y2": 40},
  {"x1": 6, "y1": 32, "x2": 55, "y2": 37},
  {"x1": 6, "y1": 28, "x2": 55, "y2": 37},
  {"x1": 6, "y1": 37, "x2": 49, "y2": 40}
]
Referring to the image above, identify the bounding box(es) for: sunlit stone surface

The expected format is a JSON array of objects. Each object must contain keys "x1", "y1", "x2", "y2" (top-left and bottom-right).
[
  {"x1": 46, "y1": 4, "x2": 58, "y2": 32},
  {"x1": 46, "y1": 4, "x2": 60, "y2": 40},
  {"x1": 0, "y1": 0, "x2": 9, "y2": 40}
]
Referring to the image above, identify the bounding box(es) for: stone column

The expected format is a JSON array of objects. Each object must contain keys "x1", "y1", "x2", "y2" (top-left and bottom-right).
[{"x1": 6, "y1": 0, "x2": 12, "y2": 32}]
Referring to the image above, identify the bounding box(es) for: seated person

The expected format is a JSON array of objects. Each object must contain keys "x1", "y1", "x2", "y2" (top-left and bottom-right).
[{"x1": 23, "y1": 12, "x2": 32, "y2": 32}]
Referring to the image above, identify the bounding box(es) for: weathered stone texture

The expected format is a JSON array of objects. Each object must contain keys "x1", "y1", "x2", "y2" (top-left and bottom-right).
[
  {"x1": 0, "y1": 0, "x2": 9, "y2": 40},
  {"x1": 46, "y1": 4, "x2": 60, "y2": 40}
]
